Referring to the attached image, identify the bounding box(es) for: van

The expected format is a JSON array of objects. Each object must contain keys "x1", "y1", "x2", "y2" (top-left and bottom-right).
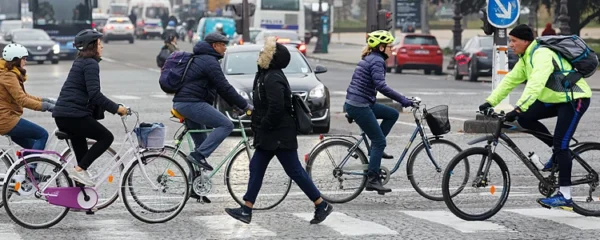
[
  {"x1": 193, "y1": 17, "x2": 235, "y2": 43},
  {"x1": 128, "y1": 0, "x2": 171, "y2": 39}
]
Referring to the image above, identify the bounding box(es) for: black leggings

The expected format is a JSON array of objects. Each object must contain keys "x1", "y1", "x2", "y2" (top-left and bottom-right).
[
  {"x1": 55, "y1": 116, "x2": 114, "y2": 170},
  {"x1": 517, "y1": 99, "x2": 590, "y2": 186}
]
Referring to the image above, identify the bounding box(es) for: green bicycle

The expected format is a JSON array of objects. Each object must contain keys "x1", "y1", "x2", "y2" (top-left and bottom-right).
[{"x1": 160, "y1": 108, "x2": 292, "y2": 210}]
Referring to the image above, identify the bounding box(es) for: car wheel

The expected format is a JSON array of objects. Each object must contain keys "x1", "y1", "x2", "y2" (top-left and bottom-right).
[
  {"x1": 395, "y1": 65, "x2": 402, "y2": 74},
  {"x1": 454, "y1": 67, "x2": 463, "y2": 80},
  {"x1": 104, "y1": 38, "x2": 109, "y2": 43},
  {"x1": 468, "y1": 61, "x2": 479, "y2": 82},
  {"x1": 51, "y1": 60, "x2": 59, "y2": 64},
  {"x1": 424, "y1": 69, "x2": 432, "y2": 75},
  {"x1": 434, "y1": 67, "x2": 443, "y2": 75},
  {"x1": 313, "y1": 119, "x2": 330, "y2": 134},
  {"x1": 37, "y1": 61, "x2": 44, "y2": 64}
]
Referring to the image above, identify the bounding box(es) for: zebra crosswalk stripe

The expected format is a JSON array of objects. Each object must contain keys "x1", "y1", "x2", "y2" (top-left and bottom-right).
[
  {"x1": 400, "y1": 210, "x2": 516, "y2": 233},
  {"x1": 194, "y1": 215, "x2": 277, "y2": 238},
  {"x1": 506, "y1": 208, "x2": 600, "y2": 230},
  {"x1": 293, "y1": 212, "x2": 398, "y2": 236}
]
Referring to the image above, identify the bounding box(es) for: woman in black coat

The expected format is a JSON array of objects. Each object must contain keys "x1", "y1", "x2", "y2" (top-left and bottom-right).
[{"x1": 225, "y1": 36, "x2": 332, "y2": 224}]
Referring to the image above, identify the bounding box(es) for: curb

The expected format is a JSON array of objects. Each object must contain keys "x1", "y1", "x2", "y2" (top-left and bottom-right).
[{"x1": 306, "y1": 55, "x2": 357, "y2": 66}]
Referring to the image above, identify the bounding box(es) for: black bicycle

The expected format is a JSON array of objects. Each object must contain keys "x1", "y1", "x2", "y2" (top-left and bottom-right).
[
  {"x1": 305, "y1": 98, "x2": 465, "y2": 203},
  {"x1": 442, "y1": 109, "x2": 600, "y2": 221}
]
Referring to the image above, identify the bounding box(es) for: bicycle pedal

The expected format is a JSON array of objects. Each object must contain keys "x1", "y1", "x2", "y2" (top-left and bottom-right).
[{"x1": 86, "y1": 210, "x2": 95, "y2": 215}]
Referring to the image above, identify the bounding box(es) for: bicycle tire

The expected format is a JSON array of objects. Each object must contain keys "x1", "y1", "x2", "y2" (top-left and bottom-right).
[
  {"x1": 61, "y1": 142, "x2": 120, "y2": 210},
  {"x1": 570, "y1": 142, "x2": 600, "y2": 216},
  {"x1": 306, "y1": 139, "x2": 368, "y2": 204},
  {"x1": 406, "y1": 138, "x2": 465, "y2": 201},
  {"x1": 121, "y1": 153, "x2": 189, "y2": 224},
  {"x1": 3, "y1": 157, "x2": 72, "y2": 229},
  {"x1": 0, "y1": 151, "x2": 14, "y2": 208},
  {"x1": 162, "y1": 144, "x2": 193, "y2": 185},
  {"x1": 225, "y1": 146, "x2": 292, "y2": 210},
  {"x1": 442, "y1": 147, "x2": 510, "y2": 221}
]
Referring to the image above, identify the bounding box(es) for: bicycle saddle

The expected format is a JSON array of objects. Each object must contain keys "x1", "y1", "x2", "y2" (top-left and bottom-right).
[
  {"x1": 55, "y1": 130, "x2": 72, "y2": 140},
  {"x1": 171, "y1": 108, "x2": 185, "y2": 122}
]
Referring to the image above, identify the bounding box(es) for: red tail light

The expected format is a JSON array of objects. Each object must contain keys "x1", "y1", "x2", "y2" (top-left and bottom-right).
[
  {"x1": 298, "y1": 44, "x2": 306, "y2": 51},
  {"x1": 437, "y1": 49, "x2": 442, "y2": 55},
  {"x1": 92, "y1": 22, "x2": 96, "y2": 28},
  {"x1": 475, "y1": 51, "x2": 487, "y2": 57},
  {"x1": 399, "y1": 48, "x2": 407, "y2": 53},
  {"x1": 126, "y1": 25, "x2": 133, "y2": 29},
  {"x1": 106, "y1": 25, "x2": 114, "y2": 30}
]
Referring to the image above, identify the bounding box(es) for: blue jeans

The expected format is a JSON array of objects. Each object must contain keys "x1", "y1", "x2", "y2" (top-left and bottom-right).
[
  {"x1": 243, "y1": 148, "x2": 321, "y2": 204},
  {"x1": 344, "y1": 103, "x2": 399, "y2": 176},
  {"x1": 6, "y1": 118, "x2": 49, "y2": 168},
  {"x1": 173, "y1": 101, "x2": 234, "y2": 159}
]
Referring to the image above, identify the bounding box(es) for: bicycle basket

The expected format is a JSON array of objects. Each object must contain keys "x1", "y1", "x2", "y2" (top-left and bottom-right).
[
  {"x1": 133, "y1": 122, "x2": 167, "y2": 149},
  {"x1": 424, "y1": 105, "x2": 450, "y2": 136}
]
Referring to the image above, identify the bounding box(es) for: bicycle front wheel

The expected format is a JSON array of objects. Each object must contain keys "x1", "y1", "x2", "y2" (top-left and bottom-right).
[
  {"x1": 3, "y1": 157, "x2": 73, "y2": 229},
  {"x1": 121, "y1": 154, "x2": 189, "y2": 224},
  {"x1": 406, "y1": 138, "x2": 464, "y2": 201},
  {"x1": 226, "y1": 147, "x2": 292, "y2": 210},
  {"x1": 442, "y1": 147, "x2": 510, "y2": 221},
  {"x1": 306, "y1": 139, "x2": 368, "y2": 204}
]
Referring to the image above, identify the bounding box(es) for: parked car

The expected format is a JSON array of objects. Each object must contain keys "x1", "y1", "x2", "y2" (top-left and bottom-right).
[
  {"x1": 219, "y1": 44, "x2": 330, "y2": 133},
  {"x1": 102, "y1": 17, "x2": 135, "y2": 44},
  {"x1": 92, "y1": 13, "x2": 110, "y2": 33},
  {"x1": 0, "y1": 29, "x2": 59, "y2": 64},
  {"x1": 254, "y1": 29, "x2": 307, "y2": 56},
  {"x1": 454, "y1": 35, "x2": 518, "y2": 81},
  {"x1": 386, "y1": 34, "x2": 444, "y2": 75},
  {"x1": 231, "y1": 27, "x2": 266, "y2": 46}
]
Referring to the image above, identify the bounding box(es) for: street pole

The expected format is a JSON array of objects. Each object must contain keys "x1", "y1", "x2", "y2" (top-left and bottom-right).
[
  {"x1": 242, "y1": 0, "x2": 250, "y2": 42},
  {"x1": 558, "y1": 0, "x2": 570, "y2": 35},
  {"x1": 447, "y1": 0, "x2": 462, "y2": 70},
  {"x1": 390, "y1": 0, "x2": 395, "y2": 36},
  {"x1": 492, "y1": 28, "x2": 511, "y2": 111},
  {"x1": 421, "y1": 0, "x2": 429, "y2": 34},
  {"x1": 528, "y1": 2, "x2": 538, "y2": 37},
  {"x1": 313, "y1": 0, "x2": 324, "y2": 53}
]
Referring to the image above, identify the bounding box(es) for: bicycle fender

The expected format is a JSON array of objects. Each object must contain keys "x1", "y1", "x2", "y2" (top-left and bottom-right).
[{"x1": 467, "y1": 135, "x2": 495, "y2": 145}]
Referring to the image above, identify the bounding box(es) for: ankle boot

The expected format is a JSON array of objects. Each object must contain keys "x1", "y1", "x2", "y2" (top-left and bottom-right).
[{"x1": 365, "y1": 174, "x2": 391, "y2": 193}]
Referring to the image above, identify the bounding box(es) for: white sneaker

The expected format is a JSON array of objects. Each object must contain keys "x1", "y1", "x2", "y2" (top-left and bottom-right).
[{"x1": 66, "y1": 168, "x2": 95, "y2": 187}]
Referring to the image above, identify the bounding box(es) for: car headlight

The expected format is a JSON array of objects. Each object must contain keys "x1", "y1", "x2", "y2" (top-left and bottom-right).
[
  {"x1": 236, "y1": 88, "x2": 249, "y2": 100},
  {"x1": 52, "y1": 44, "x2": 60, "y2": 54},
  {"x1": 309, "y1": 83, "x2": 325, "y2": 98}
]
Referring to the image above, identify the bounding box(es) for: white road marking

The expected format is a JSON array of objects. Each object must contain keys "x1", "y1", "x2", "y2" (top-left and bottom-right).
[
  {"x1": 331, "y1": 91, "x2": 347, "y2": 96},
  {"x1": 506, "y1": 208, "x2": 600, "y2": 230},
  {"x1": 400, "y1": 210, "x2": 515, "y2": 233},
  {"x1": 449, "y1": 116, "x2": 469, "y2": 121},
  {"x1": 102, "y1": 57, "x2": 116, "y2": 63},
  {"x1": 194, "y1": 215, "x2": 276, "y2": 238},
  {"x1": 293, "y1": 212, "x2": 398, "y2": 236},
  {"x1": 86, "y1": 219, "x2": 148, "y2": 239},
  {"x1": 146, "y1": 68, "x2": 160, "y2": 73},
  {"x1": 111, "y1": 95, "x2": 142, "y2": 100},
  {"x1": 0, "y1": 224, "x2": 22, "y2": 240},
  {"x1": 150, "y1": 94, "x2": 171, "y2": 99}
]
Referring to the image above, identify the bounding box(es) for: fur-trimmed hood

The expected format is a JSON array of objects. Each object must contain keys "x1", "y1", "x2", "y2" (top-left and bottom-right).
[{"x1": 257, "y1": 36, "x2": 290, "y2": 70}]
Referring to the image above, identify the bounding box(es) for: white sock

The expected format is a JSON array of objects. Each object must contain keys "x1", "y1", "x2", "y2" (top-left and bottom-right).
[{"x1": 560, "y1": 186, "x2": 571, "y2": 199}]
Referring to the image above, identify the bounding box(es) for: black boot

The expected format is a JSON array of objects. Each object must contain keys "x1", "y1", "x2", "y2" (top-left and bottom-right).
[
  {"x1": 365, "y1": 174, "x2": 391, "y2": 193},
  {"x1": 382, "y1": 152, "x2": 394, "y2": 159},
  {"x1": 225, "y1": 205, "x2": 252, "y2": 224}
]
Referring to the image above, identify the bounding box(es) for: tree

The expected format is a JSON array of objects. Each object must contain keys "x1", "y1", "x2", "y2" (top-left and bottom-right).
[{"x1": 518, "y1": 0, "x2": 600, "y2": 36}]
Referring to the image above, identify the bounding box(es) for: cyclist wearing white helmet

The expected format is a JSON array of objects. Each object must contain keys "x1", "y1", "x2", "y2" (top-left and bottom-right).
[
  {"x1": 344, "y1": 30, "x2": 416, "y2": 193},
  {"x1": 215, "y1": 22, "x2": 226, "y2": 37},
  {"x1": 52, "y1": 29, "x2": 127, "y2": 186},
  {"x1": 0, "y1": 43, "x2": 55, "y2": 179}
]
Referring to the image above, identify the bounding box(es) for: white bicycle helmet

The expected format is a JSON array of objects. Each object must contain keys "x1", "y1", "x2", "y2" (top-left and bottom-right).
[{"x1": 2, "y1": 44, "x2": 29, "y2": 61}]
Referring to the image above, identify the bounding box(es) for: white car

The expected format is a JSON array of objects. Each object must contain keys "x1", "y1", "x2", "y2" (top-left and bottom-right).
[{"x1": 102, "y1": 17, "x2": 135, "y2": 44}]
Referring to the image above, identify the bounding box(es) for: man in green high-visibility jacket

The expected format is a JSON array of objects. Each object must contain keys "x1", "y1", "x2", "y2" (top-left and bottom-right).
[{"x1": 479, "y1": 24, "x2": 592, "y2": 210}]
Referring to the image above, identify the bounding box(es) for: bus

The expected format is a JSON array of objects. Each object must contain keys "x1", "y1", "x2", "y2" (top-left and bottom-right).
[
  {"x1": 229, "y1": 0, "x2": 306, "y2": 43},
  {"x1": 28, "y1": 0, "x2": 95, "y2": 59}
]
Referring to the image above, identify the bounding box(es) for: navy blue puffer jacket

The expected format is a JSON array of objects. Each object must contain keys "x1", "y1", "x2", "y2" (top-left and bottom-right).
[
  {"x1": 172, "y1": 41, "x2": 248, "y2": 109},
  {"x1": 345, "y1": 52, "x2": 412, "y2": 106}
]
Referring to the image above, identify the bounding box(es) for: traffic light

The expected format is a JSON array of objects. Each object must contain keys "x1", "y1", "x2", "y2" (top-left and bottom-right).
[
  {"x1": 226, "y1": 3, "x2": 256, "y2": 17},
  {"x1": 377, "y1": 9, "x2": 393, "y2": 31},
  {"x1": 479, "y1": 8, "x2": 496, "y2": 35},
  {"x1": 235, "y1": 18, "x2": 243, "y2": 35}
]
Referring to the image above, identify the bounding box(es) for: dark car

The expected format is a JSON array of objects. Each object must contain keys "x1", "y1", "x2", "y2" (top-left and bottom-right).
[
  {"x1": 254, "y1": 29, "x2": 307, "y2": 56},
  {"x1": 454, "y1": 35, "x2": 518, "y2": 82},
  {"x1": 219, "y1": 44, "x2": 331, "y2": 133},
  {"x1": 0, "y1": 29, "x2": 59, "y2": 64}
]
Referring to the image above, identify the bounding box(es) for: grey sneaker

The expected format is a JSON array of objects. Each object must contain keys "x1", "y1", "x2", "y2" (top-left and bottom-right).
[{"x1": 66, "y1": 168, "x2": 95, "y2": 187}]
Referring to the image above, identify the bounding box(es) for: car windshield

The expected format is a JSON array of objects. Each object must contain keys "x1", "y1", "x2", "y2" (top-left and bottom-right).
[
  {"x1": 13, "y1": 31, "x2": 50, "y2": 41},
  {"x1": 225, "y1": 51, "x2": 311, "y2": 75},
  {"x1": 146, "y1": 7, "x2": 169, "y2": 19},
  {"x1": 403, "y1": 36, "x2": 438, "y2": 45}
]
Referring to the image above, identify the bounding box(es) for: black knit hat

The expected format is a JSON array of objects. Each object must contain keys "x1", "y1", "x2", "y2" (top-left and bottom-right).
[{"x1": 509, "y1": 24, "x2": 534, "y2": 41}]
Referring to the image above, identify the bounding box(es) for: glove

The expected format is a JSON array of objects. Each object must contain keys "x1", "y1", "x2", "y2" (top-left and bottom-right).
[
  {"x1": 41, "y1": 102, "x2": 55, "y2": 112},
  {"x1": 479, "y1": 102, "x2": 492, "y2": 112},
  {"x1": 399, "y1": 97, "x2": 413, "y2": 108},
  {"x1": 42, "y1": 98, "x2": 57, "y2": 104},
  {"x1": 505, "y1": 108, "x2": 520, "y2": 122},
  {"x1": 244, "y1": 103, "x2": 254, "y2": 111}
]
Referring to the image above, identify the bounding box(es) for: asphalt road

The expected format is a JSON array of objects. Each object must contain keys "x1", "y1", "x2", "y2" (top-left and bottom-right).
[{"x1": 1, "y1": 39, "x2": 600, "y2": 239}]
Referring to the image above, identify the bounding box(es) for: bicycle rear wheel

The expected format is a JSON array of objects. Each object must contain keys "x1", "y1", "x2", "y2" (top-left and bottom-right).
[
  {"x1": 121, "y1": 154, "x2": 189, "y2": 224},
  {"x1": 0, "y1": 151, "x2": 14, "y2": 208},
  {"x1": 226, "y1": 146, "x2": 292, "y2": 210},
  {"x1": 3, "y1": 157, "x2": 72, "y2": 229},
  {"x1": 442, "y1": 147, "x2": 510, "y2": 221},
  {"x1": 406, "y1": 138, "x2": 464, "y2": 201},
  {"x1": 569, "y1": 142, "x2": 600, "y2": 216},
  {"x1": 306, "y1": 139, "x2": 368, "y2": 203},
  {"x1": 62, "y1": 141, "x2": 121, "y2": 210}
]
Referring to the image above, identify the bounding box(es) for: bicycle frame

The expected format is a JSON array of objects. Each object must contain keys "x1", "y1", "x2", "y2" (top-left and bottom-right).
[
  {"x1": 322, "y1": 104, "x2": 444, "y2": 176},
  {"x1": 168, "y1": 115, "x2": 252, "y2": 179},
  {"x1": 472, "y1": 114, "x2": 598, "y2": 189}
]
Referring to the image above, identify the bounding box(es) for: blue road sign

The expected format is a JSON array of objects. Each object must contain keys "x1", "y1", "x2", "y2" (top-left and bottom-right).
[{"x1": 487, "y1": 0, "x2": 520, "y2": 28}]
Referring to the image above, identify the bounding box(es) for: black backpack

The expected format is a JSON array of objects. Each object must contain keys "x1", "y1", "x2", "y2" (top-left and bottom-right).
[{"x1": 156, "y1": 46, "x2": 172, "y2": 68}]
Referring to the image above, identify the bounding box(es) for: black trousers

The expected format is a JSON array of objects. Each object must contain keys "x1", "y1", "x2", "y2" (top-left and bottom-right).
[
  {"x1": 517, "y1": 98, "x2": 590, "y2": 186},
  {"x1": 55, "y1": 116, "x2": 114, "y2": 170}
]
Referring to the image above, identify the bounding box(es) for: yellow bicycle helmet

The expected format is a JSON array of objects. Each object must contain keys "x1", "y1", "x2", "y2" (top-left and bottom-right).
[{"x1": 367, "y1": 30, "x2": 395, "y2": 48}]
